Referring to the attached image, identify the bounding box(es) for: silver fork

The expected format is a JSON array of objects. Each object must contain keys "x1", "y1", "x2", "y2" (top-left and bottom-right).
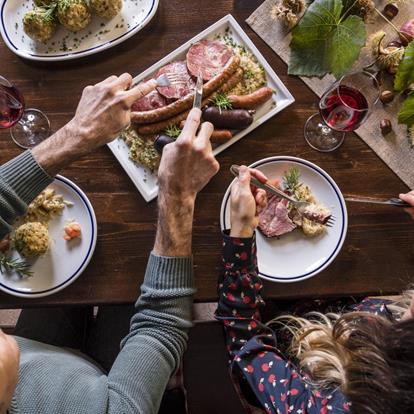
[
  {"x1": 131, "y1": 73, "x2": 184, "y2": 89},
  {"x1": 230, "y1": 165, "x2": 335, "y2": 227}
]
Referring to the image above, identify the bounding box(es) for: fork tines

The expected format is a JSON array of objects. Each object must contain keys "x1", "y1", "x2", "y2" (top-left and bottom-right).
[{"x1": 325, "y1": 216, "x2": 335, "y2": 227}]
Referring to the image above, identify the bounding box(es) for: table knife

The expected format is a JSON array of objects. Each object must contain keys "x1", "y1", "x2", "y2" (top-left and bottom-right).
[
  {"x1": 345, "y1": 196, "x2": 411, "y2": 207},
  {"x1": 193, "y1": 69, "x2": 203, "y2": 110}
]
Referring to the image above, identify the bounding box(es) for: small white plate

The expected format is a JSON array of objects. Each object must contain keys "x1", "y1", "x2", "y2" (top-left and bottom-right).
[
  {"x1": 108, "y1": 14, "x2": 295, "y2": 202},
  {"x1": 0, "y1": 175, "x2": 97, "y2": 298},
  {"x1": 0, "y1": 0, "x2": 159, "y2": 61},
  {"x1": 220, "y1": 156, "x2": 348, "y2": 283}
]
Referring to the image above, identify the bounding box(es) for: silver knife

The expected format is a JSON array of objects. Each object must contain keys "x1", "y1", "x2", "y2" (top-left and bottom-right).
[
  {"x1": 193, "y1": 69, "x2": 203, "y2": 110},
  {"x1": 345, "y1": 196, "x2": 410, "y2": 207}
]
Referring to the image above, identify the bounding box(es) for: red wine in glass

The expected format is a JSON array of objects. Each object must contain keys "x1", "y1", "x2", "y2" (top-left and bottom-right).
[
  {"x1": 320, "y1": 85, "x2": 369, "y2": 132},
  {"x1": 0, "y1": 75, "x2": 50, "y2": 148},
  {"x1": 0, "y1": 83, "x2": 24, "y2": 128},
  {"x1": 304, "y1": 71, "x2": 379, "y2": 152}
]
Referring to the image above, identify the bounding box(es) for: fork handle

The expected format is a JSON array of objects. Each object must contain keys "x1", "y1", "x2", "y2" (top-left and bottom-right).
[{"x1": 230, "y1": 165, "x2": 296, "y2": 203}]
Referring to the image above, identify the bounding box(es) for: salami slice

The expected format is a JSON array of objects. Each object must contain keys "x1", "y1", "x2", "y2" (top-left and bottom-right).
[
  {"x1": 131, "y1": 82, "x2": 167, "y2": 111},
  {"x1": 156, "y1": 61, "x2": 195, "y2": 100},
  {"x1": 186, "y1": 40, "x2": 233, "y2": 81}
]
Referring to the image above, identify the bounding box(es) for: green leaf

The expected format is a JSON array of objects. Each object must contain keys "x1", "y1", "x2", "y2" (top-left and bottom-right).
[
  {"x1": 394, "y1": 41, "x2": 414, "y2": 92},
  {"x1": 288, "y1": 0, "x2": 366, "y2": 79},
  {"x1": 398, "y1": 94, "x2": 414, "y2": 127}
]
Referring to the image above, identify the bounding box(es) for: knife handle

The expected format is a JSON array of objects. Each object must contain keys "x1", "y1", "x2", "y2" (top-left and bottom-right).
[{"x1": 389, "y1": 198, "x2": 412, "y2": 207}]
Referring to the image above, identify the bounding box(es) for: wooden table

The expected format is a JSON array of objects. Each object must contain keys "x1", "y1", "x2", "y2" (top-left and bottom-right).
[{"x1": 0, "y1": 0, "x2": 413, "y2": 308}]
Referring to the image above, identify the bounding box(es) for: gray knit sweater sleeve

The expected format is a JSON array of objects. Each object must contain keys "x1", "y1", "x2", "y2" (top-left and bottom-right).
[
  {"x1": 12, "y1": 253, "x2": 194, "y2": 414},
  {"x1": 0, "y1": 150, "x2": 52, "y2": 237}
]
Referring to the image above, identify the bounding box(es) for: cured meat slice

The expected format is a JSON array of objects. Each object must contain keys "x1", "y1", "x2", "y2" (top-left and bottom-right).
[
  {"x1": 187, "y1": 39, "x2": 233, "y2": 81},
  {"x1": 156, "y1": 61, "x2": 195, "y2": 100},
  {"x1": 258, "y1": 195, "x2": 296, "y2": 237},
  {"x1": 131, "y1": 82, "x2": 166, "y2": 112}
]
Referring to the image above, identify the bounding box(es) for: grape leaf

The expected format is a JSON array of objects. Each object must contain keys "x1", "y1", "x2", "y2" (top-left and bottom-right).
[
  {"x1": 398, "y1": 94, "x2": 414, "y2": 127},
  {"x1": 394, "y1": 41, "x2": 414, "y2": 92},
  {"x1": 288, "y1": 0, "x2": 366, "y2": 78}
]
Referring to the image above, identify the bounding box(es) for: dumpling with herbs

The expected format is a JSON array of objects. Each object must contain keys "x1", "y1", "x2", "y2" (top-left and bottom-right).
[
  {"x1": 89, "y1": 0, "x2": 123, "y2": 19},
  {"x1": 14, "y1": 222, "x2": 50, "y2": 258},
  {"x1": 23, "y1": 6, "x2": 57, "y2": 42},
  {"x1": 57, "y1": 0, "x2": 91, "y2": 32}
]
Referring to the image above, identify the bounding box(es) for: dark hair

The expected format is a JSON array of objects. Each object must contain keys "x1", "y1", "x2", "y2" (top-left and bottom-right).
[{"x1": 346, "y1": 317, "x2": 414, "y2": 414}]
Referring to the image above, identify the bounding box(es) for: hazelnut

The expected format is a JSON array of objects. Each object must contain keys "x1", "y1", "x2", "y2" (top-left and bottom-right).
[
  {"x1": 384, "y1": 3, "x2": 399, "y2": 19},
  {"x1": 380, "y1": 119, "x2": 392, "y2": 135},
  {"x1": 380, "y1": 90, "x2": 395, "y2": 104},
  {"x1": 387, "y1": 40, "x2": 403, "y2": 48}
]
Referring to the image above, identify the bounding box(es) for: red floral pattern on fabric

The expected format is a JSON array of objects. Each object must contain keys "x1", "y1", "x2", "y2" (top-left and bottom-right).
[{"x1": 215, "y1": 232, "x2": 391, "y2": 414}]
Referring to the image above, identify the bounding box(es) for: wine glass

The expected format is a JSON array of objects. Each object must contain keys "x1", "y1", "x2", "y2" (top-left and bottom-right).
[
  {"x1": 0, "y1": 75, "x2": 50, "y2": 149},
  {"x1": 304, "y1": 71, "x2": 379, "y2": 152}
]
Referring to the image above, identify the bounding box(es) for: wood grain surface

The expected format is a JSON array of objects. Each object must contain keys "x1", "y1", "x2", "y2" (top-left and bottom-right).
[{"x1": 0, "y1": 0, "x2": 413, "y2": 308}]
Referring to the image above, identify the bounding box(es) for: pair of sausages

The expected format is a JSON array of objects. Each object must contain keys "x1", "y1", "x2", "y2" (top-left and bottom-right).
[
  {"x1": 131, "y1": 55, "x2": 240, "y2": 125},
  {"x1": 136, "y1": 66, "x2": 245, "y2": 136}
]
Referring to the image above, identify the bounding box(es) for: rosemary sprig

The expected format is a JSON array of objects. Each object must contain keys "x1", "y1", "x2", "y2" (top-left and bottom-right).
[
  {"x1": 283, "y1": 167, "x2": 302, "y2": 195},
  {"x1": 164, "y1": 124, "x2": 182, "y2": 138},
  {"x1": 42, "y1": 3, "x2": 57, "y2": 23},
  {"x1": 0, "y1": 255, "x2": 33, "y2": 278},
  {"x1": 210, "y1": 93, "x2": 232, "y2": 112}
]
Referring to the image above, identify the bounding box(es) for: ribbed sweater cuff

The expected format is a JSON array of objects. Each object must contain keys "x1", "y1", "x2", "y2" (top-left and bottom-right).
[
  {"x1": 0, "y1": 150, "x2": 53, "y2": 205},
  {"x1": 144, "y1": 253, "x2": 194, "y2": 290}
]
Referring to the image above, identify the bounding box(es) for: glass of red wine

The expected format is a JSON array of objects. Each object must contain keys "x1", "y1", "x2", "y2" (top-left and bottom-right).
[
  {"x1": 0, "y1": 75, "x2": 50, "y2": 149},
  {"x1": 304, "y1": 71, "x2": 379, "y2": 152}
]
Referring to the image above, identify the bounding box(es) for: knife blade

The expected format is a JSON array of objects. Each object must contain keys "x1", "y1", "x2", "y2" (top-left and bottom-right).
[
  {"x1": 345, "y1": 196, "x2": 411, "y2": 207},
  {"x1": 193, "y1": 69, "x2": 203, "y2": 110}
]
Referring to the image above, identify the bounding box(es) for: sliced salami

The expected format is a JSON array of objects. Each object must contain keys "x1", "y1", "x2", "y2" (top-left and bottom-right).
[
  {"x1": 186, "y1": 39, "x2": 233, "y2": 81},
  {"x1": 131, "y1": 82, "x2": 167, "y2": 112},
  {"x1": 156, "y1": 61, "x2": 195, "y2": 100}
]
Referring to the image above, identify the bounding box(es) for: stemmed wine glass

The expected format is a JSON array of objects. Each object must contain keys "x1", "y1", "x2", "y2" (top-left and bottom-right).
[
  {"x1": 304, "y1": 71, "x2": 380, "y2": 152},
  {"x1": 0, "y1": 75, "x2": 50, "y2": 149}
]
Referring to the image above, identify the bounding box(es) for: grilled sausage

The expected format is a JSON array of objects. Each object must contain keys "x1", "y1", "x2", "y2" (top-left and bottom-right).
[
  {"x1": 131, "y1": 55, "x2": 240, "y2": 124},
  {"x1": 202, "y1": 107, "x2": 254, "y2": 129},
  {"x1": 228, "y1": 87, "x2": 273, "y2": 109},
  {"x1": 137, "y1": 68, "x2": 244, "y2": 136}
]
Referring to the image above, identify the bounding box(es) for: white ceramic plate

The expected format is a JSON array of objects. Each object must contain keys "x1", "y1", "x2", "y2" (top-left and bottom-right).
[
  {"x1": 0, "y1": 175, "x2": 97, "y2": 298},
  {"x1": 0, "y1": 0, "x2": 158, "y2": 61},
  {"x1": 220, "y1": 156, "x2": 348, "y2": 283},
  {"x1": 108, "y1": 14, "x2": 295, "y2": 202}
]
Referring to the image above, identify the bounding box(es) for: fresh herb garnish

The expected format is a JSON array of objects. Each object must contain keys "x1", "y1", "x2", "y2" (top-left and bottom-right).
[
  {"x1": 0, "y1": 255, "x2": 33, "y2": 278},
  {"x1": 283, "y1": 167, "x2": 302, "y2": 195},
  {"x1": 164, "y1": 124, "x2": 182, "y2": 138},
  {"x1": 210, "y1": 93, "x2": 232, "y2": 112}
]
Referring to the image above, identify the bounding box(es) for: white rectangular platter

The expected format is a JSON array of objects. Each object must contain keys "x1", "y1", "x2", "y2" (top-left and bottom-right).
[{"x1": 108, "y1": 14, "x2": 295, "y2": 202}]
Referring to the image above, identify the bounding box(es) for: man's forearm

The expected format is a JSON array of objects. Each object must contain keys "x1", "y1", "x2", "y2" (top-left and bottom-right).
[
  {"x1": 153, "y1": 193, "x2": 195, "y2": 257},
  {"x1": 31, "y1": 121, "x2": 87, "y2": 177}
]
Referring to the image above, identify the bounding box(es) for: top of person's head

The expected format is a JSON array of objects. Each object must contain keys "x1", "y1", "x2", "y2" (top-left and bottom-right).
[
  {"x1": 268, "y1": 308, "x2": 414, "y2": 414},
  {"x1": 345, "y1": 316, "x2": 414, "y2": 414}
]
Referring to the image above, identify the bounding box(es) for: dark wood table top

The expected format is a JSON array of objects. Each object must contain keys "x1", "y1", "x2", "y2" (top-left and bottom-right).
[{"x1": 0, "y1": 0, "x2": 413, "y2": 308}]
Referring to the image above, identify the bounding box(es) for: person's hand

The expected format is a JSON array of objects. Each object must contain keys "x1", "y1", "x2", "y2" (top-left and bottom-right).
[
  {"x1": 399, "y1": 190, "x2": 414, "y2": 220},
  {"x1": 32, "y1": 74, "x2": 157, "y2": 176},
  {"x1": 0, "y1": 331, "x2": 19, "y2": 414},
  {"x1": 157, "y1": 108, "x2": 220, "y2": 203},
  {"x1": 154, "y1": 108, "x2": 219, "y2": 257},
  {"x1": 67, "y1": 74, "x2": 156, "y2": 152},
  {"x1": 230, "y1": 166, "x2": 268, "y2": 238}
]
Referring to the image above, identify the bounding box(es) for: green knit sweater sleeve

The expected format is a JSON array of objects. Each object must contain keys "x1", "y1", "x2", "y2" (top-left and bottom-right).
[
  {"x1": 0, "y1": 150, "x2": 52, "y2": 238},
  {"x1": 11, "y1": 253, "x2": 194, "y2": 414}
]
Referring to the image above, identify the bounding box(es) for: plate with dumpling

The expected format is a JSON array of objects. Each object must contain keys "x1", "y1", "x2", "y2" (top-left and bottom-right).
[
  {"x1": 0, "y1": 175, "x2": 97, "y2": 298},
  {"x1": 0, "y1": 0, "x2": 159, "y2": 61},
  {"x1": 220, "y1": 156, "x2": 348, "y2": 283}
]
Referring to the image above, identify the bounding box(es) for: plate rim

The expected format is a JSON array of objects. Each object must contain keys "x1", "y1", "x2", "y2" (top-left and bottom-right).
[
  {"x1": 0, "y1": 175, "x2": 97, "y2": 298},
  {"x1": 220, "y1": 156, "x2": 348, "y2": 283},
  {"x1": 0, "y1": 0, "x2": 159, "y2": 61}
]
